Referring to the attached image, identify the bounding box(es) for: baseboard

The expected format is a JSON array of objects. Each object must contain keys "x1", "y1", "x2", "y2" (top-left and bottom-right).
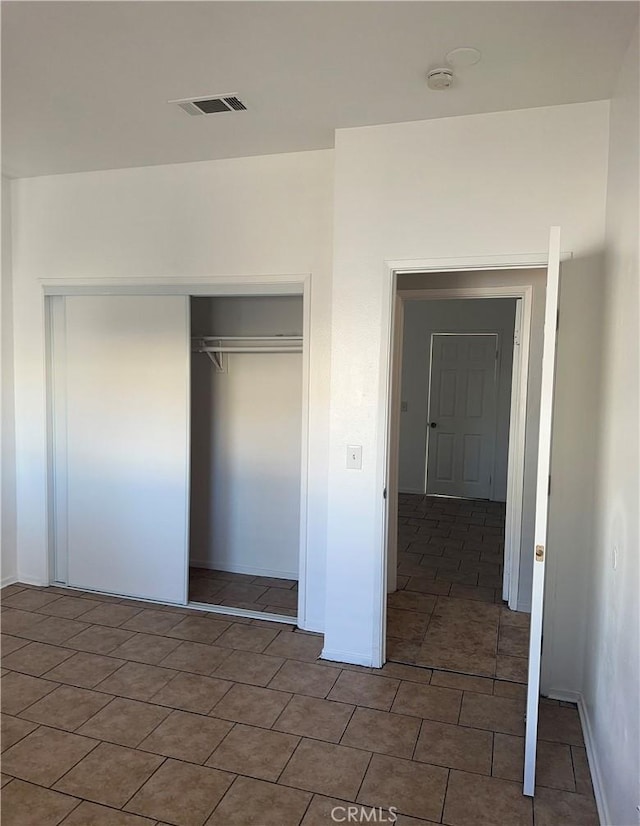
[
  {"x1": 321, "y1": 648, "x2": 375, "y2": 668},
  {"x1": 547, "y1": 689, "x2": 608, "y2": 826},
  {"x1": 1, "y1": 573, "x2": 18, "y2": 588},
  {"x1": 14, "y1": 575, "x2": 48, "y2": 588},
  {"x1": 190, "y1": 559, "x2": 298, "y2": 581},
  {"x1": 399, "y1": 488, "x2": 425, "y2": 495}
]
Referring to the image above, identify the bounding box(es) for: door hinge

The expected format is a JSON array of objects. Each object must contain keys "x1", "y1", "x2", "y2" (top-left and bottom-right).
[
  {"x1": 536, "y1": 544, "x2": 545, "y2": 562},
  {"x1": 383, "y1": 487, "x2": 387, "y2": 500},
  {"x1": 556, "y1": 309, "x2": 560, "y2": 331},
  {"x1": 548, "y1": 475, "x2": 551, "y2": 496},
  {"x1": 514, "y1": 328, "x2": 521, "y2": 346}
]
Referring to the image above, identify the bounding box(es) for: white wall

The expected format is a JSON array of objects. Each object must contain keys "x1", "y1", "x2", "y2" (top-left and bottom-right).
[
  {"x1": 325, "y1": 102, "x2": 610, "y2": 671},
  {"x1": 398, "y1": 298, "x2": 517, "y2": 499},
  {"x1": 581, "y1": 26, "x2": 639, "y2": 826},
  {"x1": 190, "y1": 297, "x2": 303, "y2": 579},
  {"x1": 1, "y1": 177, "x2": 17, "y2": 586},
  {"x1": 10, "y1": 149, "x2": 333, "y2": 632}
]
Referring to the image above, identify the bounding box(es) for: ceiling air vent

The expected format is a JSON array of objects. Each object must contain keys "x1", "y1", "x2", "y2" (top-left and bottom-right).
[{"x1": 170, "y1": 94, "x2": 247, "y2": 116}]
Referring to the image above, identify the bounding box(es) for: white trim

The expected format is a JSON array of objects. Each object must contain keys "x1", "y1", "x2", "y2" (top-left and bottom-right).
[
  {"x1": 321, "y1": 648, "x2": 376, "y2": 668},
  {"x1": 190, "y1": 560, "x2": 298, "y2": 581},
  {"x1": 391, "y1": 283, "x2": 533, "y2": 614},
  {"x1": 13, "y1": 575, "x2": 48, "y2": 587},
  {"x1": 43, "y1": 274, "x2": 312, "y2": 630},
  {"x1": 1, "y1": 574, "x2": 19, "y2": 588},
  {"x1": 388, "y1": 250, "x2": 572, "y2": 273}
]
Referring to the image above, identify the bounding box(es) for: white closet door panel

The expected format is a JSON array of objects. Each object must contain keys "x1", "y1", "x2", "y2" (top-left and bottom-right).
[{"x1": 63, "y1": 295, "x2": 189, "y2": 604}]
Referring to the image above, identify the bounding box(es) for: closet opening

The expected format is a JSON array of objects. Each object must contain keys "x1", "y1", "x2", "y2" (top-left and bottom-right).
[{"x1": 188, "y1": 295, "x2": 304, "y2": 622}]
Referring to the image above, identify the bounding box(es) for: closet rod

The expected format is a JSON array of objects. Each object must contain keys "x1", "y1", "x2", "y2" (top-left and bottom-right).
[{"x1": 197, "y1": 346, "x2": 302, "y2": 353}]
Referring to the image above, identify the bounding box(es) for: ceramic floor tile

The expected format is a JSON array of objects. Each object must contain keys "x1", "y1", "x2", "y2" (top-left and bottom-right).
[
  {"x1": 327, "y1": 670, "x2": 400, "y2": 711},
  {"x1": 387, "y1": 591, "x2": 438, "y2": 614},
  {"x1": 571, "y1": 746, "x2": 595, "y2": 797},
  {"x1": 64, "y1": 626, "x2": 136, "y2": 655},
  {"x1": 414, "y1": 719, "x2": 492, "y2": 774},
  {"x1": 109, "y1": 632, "x2": 182, "y2": 665},
  {"x1": 120, "y1": 608, "x2": 184, "y2": 635},
  {"x1": 138, "y1": 709, "x2": 233, "y2": 763},
  {"x1": 53, "y1": 742, "x2": 163, "y2": 808},
  {"x1": 205, "y1": 775, "x2": 311, "y2": 826},
  {"x1": 495, "y1": 654, "x2": 528, "y2": 683},
  {"x1": 94, "y1": 661, "x2": 177, "y2": 700},
  {"x1": 537, "y1": 704, "x2": 584, "y2": 746},
  {"x1": 1, "y1": 609, "x2": 48, "y2": 636},
  {"x1": 1, "y1": 671, "x2": 59, "y2": 714},
  {"x1": 74, "y1": 603, "x2": 143, "y2": 628},
  {"x1": 0, "y1": 778, "x2": 80, "y2": 826},
  {"x1": 148, "y1": 671, "x2": 231, "y2": 714},
  {"x1": 386, "y1": 637, "x2": 420, "y2": 664},
  {"x1": 206, "y1": 723, "x2": 299, "y2": 781},
  {"x1": 215, "y1": 623, "x2": 280, "y2": 653},
  {"x1": 1, "y1": 634, "x2": 31, "y2": 655},
  {"x1": 273, "y1": 694, "x2": 354, "y2": 743},
  {"x1": 15, "y1": 616, "x2": 90, "y2": 646},
  {"x1": 255, "y1": 587, "x2": 299, "y2": 610},
  {"x1": 19, "y1": 684, "x2": 112, "y2": 731},
  {"x1": 211, "y1": 683, "x2": 292, "y2": 728},
  {"x1": 430, "y1": 670, "x2": 494, "y2": 695},
  {"x1": 42, "y1": 652, "x2": 125, "y2": 688},
  {"x1": 380, "y1": 662, "x2": 432, "y2": 684},
  {"x1": 124, "y1": 758, "x2": 234, "y2": 826},
  {"x1": 2, "y1": 726, "x2": 98, "y2": 786},
  {"x1": 533, "y1": 787, "x2": 600, "y2": 826},
  {"x1": 1, "y1": 715, "x2": 38, "y2": 751},
  {"x1": 442, "y1": 769, "x2": 533, "y2": 826},
  {"x1": 60, "y1": 800, "x2": 157, "y2": 826},
  {"x1": 492, "y1": 733, "x2": 575, "y2": 791},
  {"x1": 76, "y1": 696, "x2": 171, "y2": 746},
  {"x1": 268, "y1": 659, "x2": 341, "y2": 698},
  {"x1": 357, "y1": 753, "x2": 448, "y2": 822},
  {"x1": 1, "y1": 642, "x2": 75, "y2": 676},
  {"x1": 498, "y1": 625, "x2": 530, "y2": 658},
  {"x1": 2, "y1": 589, "x2": 62, "y2": 612},
  {"x1": 213, "y1": 649, "x2": 285, "y2": 686},
  {"x1": 158, "y1": 640, "x2": 232, "y2": 675},
  {"x1": 458, "y1": 691, "x2": 525, "y2": 736},
  {"x1": 341, "y1": 706, "x2": 420, "y2": 758},
  {"x1": 35, "y1": 596, "x2": 102, "y2": 620},
  {"x1": 391, "y1": 681, "x2": 462, "y2": 723},
  {"x1": 279, "y1": 737, "x2": 371, "y2": 800},
  {"x1": 264, "y1": 631, "x2": 323, "y2": 662},
  {"x1": 166, "y1": 616, "x2": 231, "y2": 645}
]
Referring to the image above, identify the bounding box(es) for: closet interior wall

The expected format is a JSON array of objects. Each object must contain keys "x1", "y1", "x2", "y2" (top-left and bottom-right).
[{"x1": 189, "y1": 296, "x2": 303, "y2": 609}]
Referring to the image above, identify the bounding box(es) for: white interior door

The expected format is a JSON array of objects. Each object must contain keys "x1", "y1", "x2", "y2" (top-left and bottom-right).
[
  {"x1": 426, "y1": 333, "x2": 498, "y2": 499},
  {"x1": 524, "y1": 226, "x2": 562, "y2": 796},
  {"x1": 55, "y1": 295, "x2": 190, "y2": 604}
]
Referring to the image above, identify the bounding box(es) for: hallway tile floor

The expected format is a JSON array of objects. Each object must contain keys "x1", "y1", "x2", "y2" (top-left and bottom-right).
[
  {"x1": 1, "y1": 582, "x2": 598, "y2": 824},
  {"x1": 387, "y1": 495, "x2": 529, "y2": 681}
]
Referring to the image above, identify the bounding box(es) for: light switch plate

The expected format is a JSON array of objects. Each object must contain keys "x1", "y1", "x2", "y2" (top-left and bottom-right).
[{"x1": 347, "y1": 445, "x2": 362, "y2": 470}]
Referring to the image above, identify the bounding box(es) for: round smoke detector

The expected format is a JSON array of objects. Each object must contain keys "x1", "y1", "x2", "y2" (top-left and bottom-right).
[{"x1": 427, "y1": 68, "x2": 454, "y2": 91}]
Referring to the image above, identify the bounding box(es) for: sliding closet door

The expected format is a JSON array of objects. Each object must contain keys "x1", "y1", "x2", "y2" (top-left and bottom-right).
[{"x1": 60, "y1": 295, "x2": 190, "y2": 604}]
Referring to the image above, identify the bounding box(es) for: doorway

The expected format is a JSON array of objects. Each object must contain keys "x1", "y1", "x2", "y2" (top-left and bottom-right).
[{"x1": 389, "y1": 295, "x2": 521, "y2": 676}]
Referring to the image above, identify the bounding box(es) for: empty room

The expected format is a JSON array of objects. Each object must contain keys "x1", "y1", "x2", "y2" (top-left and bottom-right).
[{"x1": 1, "y1": 3, "x2": 638, "y2": 826}]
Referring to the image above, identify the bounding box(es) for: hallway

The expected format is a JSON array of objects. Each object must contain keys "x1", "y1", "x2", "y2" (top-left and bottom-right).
[{"x1": 387, "y1": 495, "x2": 530, "y2": 682}]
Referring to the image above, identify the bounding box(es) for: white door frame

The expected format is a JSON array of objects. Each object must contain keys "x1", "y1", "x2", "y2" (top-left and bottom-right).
[
  {"x1": 378, "y1": 251, "x2": 568, "y2": 668},
  {"x1": 424, "y1": 331, "x2": 501, "y2": 501},
  {"x1": 43, "y1": 273, "x2": 312, "y2": 629}
]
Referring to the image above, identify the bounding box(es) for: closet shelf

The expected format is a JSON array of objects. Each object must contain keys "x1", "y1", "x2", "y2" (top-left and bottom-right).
[{"x1": 192, "y1": 335, "x2": 303, "y2": 369}]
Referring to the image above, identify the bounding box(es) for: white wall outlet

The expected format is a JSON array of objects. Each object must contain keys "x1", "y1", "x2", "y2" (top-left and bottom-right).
[{"x1": 347, "y1": 445, "x2": 362, "y2": 470}]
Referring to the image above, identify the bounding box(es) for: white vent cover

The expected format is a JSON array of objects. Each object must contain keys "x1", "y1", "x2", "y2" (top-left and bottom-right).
[{"x1": 169, "y1": 94, "x2": 247, "y2": 116}]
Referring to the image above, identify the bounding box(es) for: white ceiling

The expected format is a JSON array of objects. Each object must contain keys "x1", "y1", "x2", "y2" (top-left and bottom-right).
[{"x1": 2, "y1": 1, "x2": 637, "y2": 178}]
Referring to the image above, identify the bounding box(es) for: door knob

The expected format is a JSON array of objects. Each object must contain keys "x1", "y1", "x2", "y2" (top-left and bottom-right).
[{"x1": 429, "y1": 422, "x2": 437, "y2": 428}]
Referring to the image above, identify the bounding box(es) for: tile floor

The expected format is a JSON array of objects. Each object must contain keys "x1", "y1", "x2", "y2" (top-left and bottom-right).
[
  {"x1": 387, "y1": 494, "x2": 529, "y2": 681},
  {"x1": 1, "y1": 581, "x2": 599, "y2": 825},
  {"x1": 189, "y1": 569, "x2": 298, "y2": 617}
]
